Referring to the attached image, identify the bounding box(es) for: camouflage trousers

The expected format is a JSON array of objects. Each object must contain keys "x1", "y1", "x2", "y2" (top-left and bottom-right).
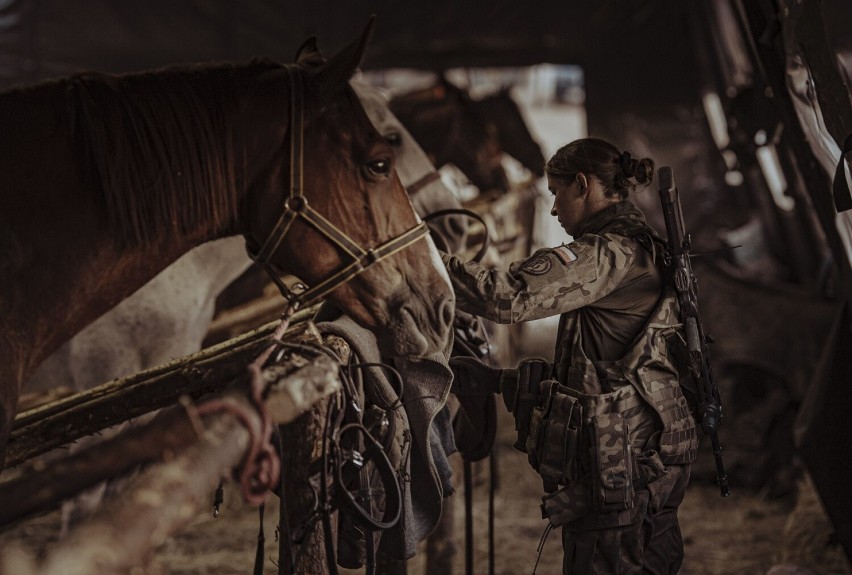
[{"x1": 561, "y1": 464, "x2": 691, "y2": 575}]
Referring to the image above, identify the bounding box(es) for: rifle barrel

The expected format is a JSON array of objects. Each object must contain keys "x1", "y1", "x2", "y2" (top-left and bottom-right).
[{"x1": 657, "y1": 165, "x2": 729, "y2": 498}]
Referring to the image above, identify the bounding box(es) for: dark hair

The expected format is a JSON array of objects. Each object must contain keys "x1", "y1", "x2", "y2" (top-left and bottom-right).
[{"x1": 544, "y1": 137, "x2": 655, "y2": 200}]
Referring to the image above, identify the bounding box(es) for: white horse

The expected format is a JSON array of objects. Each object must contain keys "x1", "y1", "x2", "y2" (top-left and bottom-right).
[{"x1": 22, "y1": 76, "x2": 466, "y2": 529}]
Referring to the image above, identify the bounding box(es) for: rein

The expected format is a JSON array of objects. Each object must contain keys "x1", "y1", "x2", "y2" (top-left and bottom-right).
[
  {"x1": 247, "y1": 64, "x2": 429, "y2": 307},
  {"x1": 247, "y1": 338, "x2": 405, "y2": 575}
]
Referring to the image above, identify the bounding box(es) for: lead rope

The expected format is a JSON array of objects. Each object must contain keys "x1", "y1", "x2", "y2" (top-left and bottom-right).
[
  {"x1": 489, "y1": 449, "x2": 497, "y2": 575},
  {"x1": 277, "y1": 424, "x2": 295, "y2": 575},
  {"x1": 532, "y1": 523, "x2": 554, "y2": 575},
  {"x1": 253, "y1": 504, "x2": 266, "y2": 575},
  {"x1": 227, "y1": 306, "x2": 297, "y2": 575}
]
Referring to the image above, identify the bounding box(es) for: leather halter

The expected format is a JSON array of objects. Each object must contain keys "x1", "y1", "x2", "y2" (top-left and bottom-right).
[
  {"x1": 405, "y1": 170, "x2": 442, "y2": 197},
  {"x1": 247, "y1": 64, "x2": 429, "y2": 308}
]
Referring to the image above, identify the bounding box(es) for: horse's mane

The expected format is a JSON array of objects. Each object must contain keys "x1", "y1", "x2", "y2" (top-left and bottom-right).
[{"x1": 63, "y1": 59, "x2": 281, "y2": 246}]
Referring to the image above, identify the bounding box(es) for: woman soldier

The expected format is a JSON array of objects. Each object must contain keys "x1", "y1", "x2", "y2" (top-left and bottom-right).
[{"x1": 445, "y1": 137, "x2": 698, "y2": 574}]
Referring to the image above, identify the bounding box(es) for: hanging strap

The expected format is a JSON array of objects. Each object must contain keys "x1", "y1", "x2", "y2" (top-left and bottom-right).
[
  {"x1": 833, "y1": 133, "x2": 852, "y2": 212},
  {"x1": 253, "y1": 504, "x2": 266, "y2": 575},
  {"x1": 464, "y1": 459, "x2": 474, "y2": 575}
]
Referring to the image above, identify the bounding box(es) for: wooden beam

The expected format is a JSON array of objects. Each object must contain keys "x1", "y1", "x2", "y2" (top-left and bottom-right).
[
  {"x1": 0, "y1": 353, "x2": 341, "y2": 529},
  {"x1": 6, "y1": 307, "x2": 319, "y2": 467},
  {"x1": 26, "y1": 403, "x2": 251, "y2": 575}
]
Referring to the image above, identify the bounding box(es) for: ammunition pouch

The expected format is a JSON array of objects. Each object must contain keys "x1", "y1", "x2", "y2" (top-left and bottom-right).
[
  {"x1": 526, "y1": 380, "x2": 582, "y2": 489},
  {"x1": 526, "y1": 380, "x2": 583, "y2": 486},
  {"x1": 588, "y1": 412, "x2": 637, "y2": 511},
  {"x1": 521, "y1": 378, "x2": 652, "y2": 512},
  {"x1": 510, "y1": 357, "x2": 550, "y2": 452}
]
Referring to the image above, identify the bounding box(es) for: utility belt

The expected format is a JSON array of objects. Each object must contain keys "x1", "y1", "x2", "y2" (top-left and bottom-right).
[
  {"x1": 510, "y1": 359, "x2": 658, "y2": 512},
  {"x1": 529, "y1": 379, "x2": 653, "y2": 509}
]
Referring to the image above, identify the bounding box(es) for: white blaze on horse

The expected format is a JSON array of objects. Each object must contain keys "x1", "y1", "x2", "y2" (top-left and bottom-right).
[{"x1": 0, "y1": 21, "x2": 455, "y2": 466}]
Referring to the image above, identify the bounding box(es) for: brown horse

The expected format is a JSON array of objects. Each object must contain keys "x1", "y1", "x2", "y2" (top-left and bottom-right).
[
  {"x1": 0, "y1": 24, "x2": 454, "y2": 465},
  {"x1": 390, "y1": 76, "x2": 511, "y2": 194},
  {"x1": 472, "y1": 87, "x2": 546, "y2": 179}
]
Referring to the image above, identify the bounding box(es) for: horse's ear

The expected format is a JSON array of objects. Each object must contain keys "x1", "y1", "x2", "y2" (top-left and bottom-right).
[
  {"x1": 438, "y1": 73, "x2": 465, "y2": 100},
  {"x1": 295, "y1": 36, "x2": 326, "y2": 66},
  {"x1": 312, "y1": 16, "x2": 375, "y2": 102}
]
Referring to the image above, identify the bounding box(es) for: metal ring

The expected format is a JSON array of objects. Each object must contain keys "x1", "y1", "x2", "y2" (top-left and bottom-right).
[{"x1": 284, "y1": 196, "x2": 306, "y2": 212}]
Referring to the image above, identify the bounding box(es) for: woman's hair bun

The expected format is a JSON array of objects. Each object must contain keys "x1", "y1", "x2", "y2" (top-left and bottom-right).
[
  {"x1": 634, "y1": 157, "x2": 655, "y2": 185},
  {"x1": 620, "y1": 151, "x2": 655, "y2": 185}
]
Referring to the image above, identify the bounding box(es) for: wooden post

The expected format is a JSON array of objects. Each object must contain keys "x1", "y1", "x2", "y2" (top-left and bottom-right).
[{"x1": 276, "y1": 334, "x2": 351, "y2": 574}]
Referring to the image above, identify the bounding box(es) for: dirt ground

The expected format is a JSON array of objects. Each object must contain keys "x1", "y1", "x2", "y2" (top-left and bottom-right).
[{"x1": 2, "y1": 406, "x2": 849, "y2": 575}]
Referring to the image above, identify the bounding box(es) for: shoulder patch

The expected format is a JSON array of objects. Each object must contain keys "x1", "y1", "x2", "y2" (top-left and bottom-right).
[
  {"x1": 553, "y1": 245, "x2": 578, "y2": 265},
  {"x1": 522, "y1": 255, "x2": 552, "y2": 275}
]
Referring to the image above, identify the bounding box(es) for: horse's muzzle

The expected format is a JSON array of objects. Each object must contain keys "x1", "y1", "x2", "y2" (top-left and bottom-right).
[{"x1": 383, "y1": 289, "x2": 454, "y2": 358}]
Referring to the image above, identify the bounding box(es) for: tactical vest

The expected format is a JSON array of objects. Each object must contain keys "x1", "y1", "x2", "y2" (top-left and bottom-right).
[
  {"x1": 560, "y1": 285, "x2": 699, "y2": 465},
  {"x1": 519, "y1": 220, "x2": 699, "y2": 518}
]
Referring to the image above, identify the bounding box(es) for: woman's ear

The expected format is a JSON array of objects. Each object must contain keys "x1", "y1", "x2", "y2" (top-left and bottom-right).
[{"x1": 576, "y1": 173, "x2": 589, "y2": 193}]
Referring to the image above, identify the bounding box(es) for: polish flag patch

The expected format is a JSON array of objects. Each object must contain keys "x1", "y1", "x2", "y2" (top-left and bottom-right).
[{"x1": 553, "y1": 245, "x2": 578, "y2": 265}]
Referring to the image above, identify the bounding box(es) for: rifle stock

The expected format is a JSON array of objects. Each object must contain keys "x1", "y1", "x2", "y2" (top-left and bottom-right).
[{"x1": 658, "y1": 167, "x2": 730, "y2": 497}]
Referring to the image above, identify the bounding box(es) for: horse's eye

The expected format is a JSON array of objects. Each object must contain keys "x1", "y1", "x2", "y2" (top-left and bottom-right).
[
  {"x1": 366, "y1": 159, "x2": 391, "y2": 177},
  {"x1": 384, "y1": 132, "x2": 402, "y2": 147}
]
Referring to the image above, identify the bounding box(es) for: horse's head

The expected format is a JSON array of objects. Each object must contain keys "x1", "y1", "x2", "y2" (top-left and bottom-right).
[
  {"x1": 390, "y1": 78, "x2": 510, "y2": 195},
  {"x1": 473, "y1": 89, "x2": 546, "y2": 179},
  {"x1": 242, "y1": 23, "x2": 454, "y2": 357},
  {"x1": 351, "y1": 78, "x2": 468, "y2": 255}
]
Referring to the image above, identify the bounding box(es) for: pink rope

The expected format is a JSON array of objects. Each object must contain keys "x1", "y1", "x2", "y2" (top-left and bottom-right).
[{"x1": 198, "y1": 304, "x2": 297, "y2": 505}]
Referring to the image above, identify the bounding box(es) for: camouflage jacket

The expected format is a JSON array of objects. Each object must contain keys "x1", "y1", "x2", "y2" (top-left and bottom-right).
[{"x1": 443, "y1": 201, "x2": 666, "y2": 361}]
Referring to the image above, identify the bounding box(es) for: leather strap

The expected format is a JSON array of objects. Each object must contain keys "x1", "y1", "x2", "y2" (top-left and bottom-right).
[
  {"x1": 247, "y1": 64, "x2": 430, "y2": 307},
  {"x1": 833, "y1": 133, "x2": 852, "y2": 212},
  {"x1": 406, "y1": 170, "x2": 442, "y2": 196}
]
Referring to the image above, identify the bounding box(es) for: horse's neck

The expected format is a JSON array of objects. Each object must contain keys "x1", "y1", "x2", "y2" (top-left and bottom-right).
[{"x1": 1, "y1": 69, "x2": 281, "y2": 382}]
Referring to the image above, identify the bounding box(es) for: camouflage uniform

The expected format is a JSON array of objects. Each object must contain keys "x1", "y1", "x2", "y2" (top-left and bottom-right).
[{"x1": 443, "y1": 201, "x2": 698, "y2": 574}]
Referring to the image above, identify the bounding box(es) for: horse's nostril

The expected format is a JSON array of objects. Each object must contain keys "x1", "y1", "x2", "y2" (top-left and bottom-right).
[{"x1": 438, "y1": 296, "x2": 455, "y2": 331}]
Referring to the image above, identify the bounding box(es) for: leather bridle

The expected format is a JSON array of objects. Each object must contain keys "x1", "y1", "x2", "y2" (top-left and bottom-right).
[{"x1": 247, "y1": 64, "x2": 430, "y2": 308}]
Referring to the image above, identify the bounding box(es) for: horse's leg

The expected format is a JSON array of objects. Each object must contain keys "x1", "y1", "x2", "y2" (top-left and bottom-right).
[
  {"x1": 278, "y1": 402, "x2": 332, "y2": 573},
  {"x1": 60, "y1": 482, "x2": 107, "y2": 538}
]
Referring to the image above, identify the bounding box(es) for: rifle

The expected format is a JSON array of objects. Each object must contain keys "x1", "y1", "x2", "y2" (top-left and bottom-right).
[{"x1": 658, "y1": 166, "x2": 730, "y2": 497}]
